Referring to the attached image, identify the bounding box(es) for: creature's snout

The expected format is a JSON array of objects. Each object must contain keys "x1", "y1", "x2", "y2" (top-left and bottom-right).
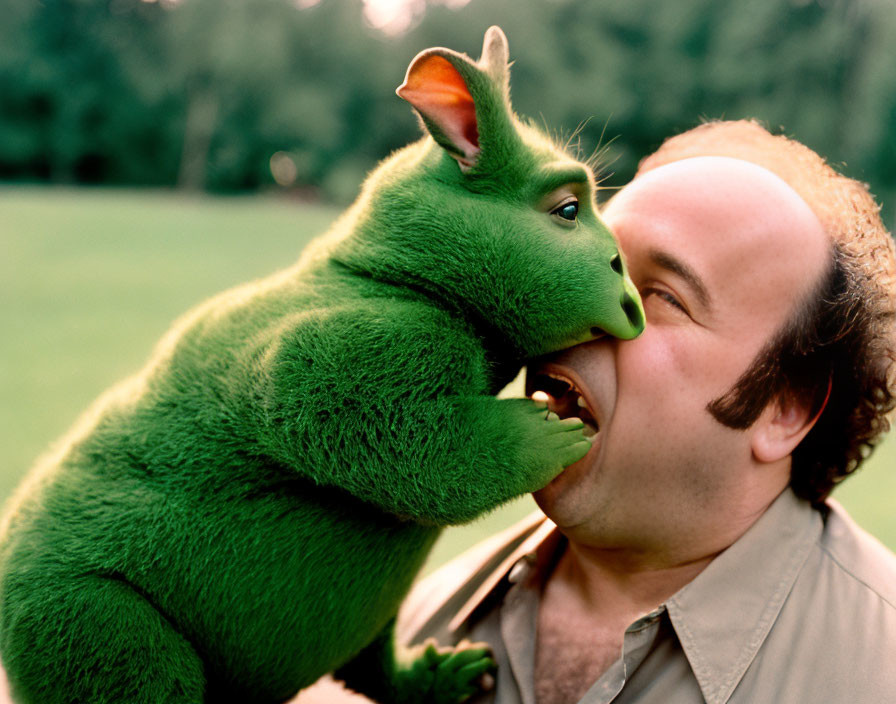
[
  {"x1": 619, "y1": 282, "x2": 645, "y2": 337},
  {"x1": 590, "y1": 256, "x2": 645, "y2": 342}
]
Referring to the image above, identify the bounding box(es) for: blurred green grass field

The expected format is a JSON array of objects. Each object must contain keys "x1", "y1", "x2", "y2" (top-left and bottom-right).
[{"x1": 2, "y1": 187, "x2": 894, "y2": 570}]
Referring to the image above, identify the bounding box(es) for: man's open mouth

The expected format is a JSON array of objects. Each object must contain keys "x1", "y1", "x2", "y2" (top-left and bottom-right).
[{"x1": 528, "y1": 371, "x2": 600, "y2": 439}]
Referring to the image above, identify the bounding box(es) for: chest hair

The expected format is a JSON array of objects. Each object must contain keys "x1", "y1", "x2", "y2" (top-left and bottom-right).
[{"x1": 534, "y1": 612, "x2": 623, "y2": 704}]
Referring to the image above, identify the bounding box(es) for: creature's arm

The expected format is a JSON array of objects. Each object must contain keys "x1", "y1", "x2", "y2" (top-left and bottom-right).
[{"x1": 243, "y1": 301, "x2": 588, "y2": 525}]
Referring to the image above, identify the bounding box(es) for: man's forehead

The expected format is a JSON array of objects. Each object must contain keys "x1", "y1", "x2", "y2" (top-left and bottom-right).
[
  {"x1": 604, "y1": 155, "x2": 831, "y2": 327},
  {"x1": 607, "y1": 156, "x2": 823, "y2": 230},
  {"x1": 604, "y1": 156, "x2": 830, "y2": 257}
]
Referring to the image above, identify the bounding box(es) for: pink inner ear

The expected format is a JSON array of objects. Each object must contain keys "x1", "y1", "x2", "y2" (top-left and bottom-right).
[{"x1": 398, "y1": 55, "x2": 479, "y2": 159}]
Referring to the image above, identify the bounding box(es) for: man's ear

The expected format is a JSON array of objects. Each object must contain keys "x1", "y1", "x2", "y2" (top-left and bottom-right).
[{"x1": 751, "y1": 393, "x2": 819, "y2": 464}]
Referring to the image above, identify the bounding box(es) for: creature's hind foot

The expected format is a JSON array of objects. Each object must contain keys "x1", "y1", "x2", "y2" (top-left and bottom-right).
[{"x1": 2, "y1": 573, "x2": 206, "y2": 704}]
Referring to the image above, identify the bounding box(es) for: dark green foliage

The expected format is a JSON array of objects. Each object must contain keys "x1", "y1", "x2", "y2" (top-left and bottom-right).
[
  {"x1": 0, "y1": 0, "x2": 893, "y2": 223},
  {"x1": 0, "y1": 29, "x2": 642, "y2": 703}
]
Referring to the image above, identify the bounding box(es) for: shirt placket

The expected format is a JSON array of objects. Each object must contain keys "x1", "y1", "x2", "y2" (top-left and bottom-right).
[
  {"x1": 498, "y1": 552, "x2": 665, "y2": 704},
  {"x1": 578, "y1": 608, "x2": 664, "y2": 704}
]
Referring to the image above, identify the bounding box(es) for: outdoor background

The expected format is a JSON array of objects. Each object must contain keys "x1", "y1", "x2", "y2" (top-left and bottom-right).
[{"x1": 2, "y1": 0, "x2": 895, "y2": 568}]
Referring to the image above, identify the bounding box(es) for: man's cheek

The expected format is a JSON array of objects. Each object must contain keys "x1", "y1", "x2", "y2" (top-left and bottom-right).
[{"x1": 618, "y1": 330, "x2": 682, "y2": 391}]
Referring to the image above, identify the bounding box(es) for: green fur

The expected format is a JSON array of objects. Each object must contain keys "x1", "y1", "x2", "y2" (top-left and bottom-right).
[{"x1": 0, "y1": 27, "x2": 643, "y2": 704}]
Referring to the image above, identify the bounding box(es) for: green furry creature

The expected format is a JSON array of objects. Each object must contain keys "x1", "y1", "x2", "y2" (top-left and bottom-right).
[{"x1": 0, "y1": 27, "x2": 643, "y2": 704}]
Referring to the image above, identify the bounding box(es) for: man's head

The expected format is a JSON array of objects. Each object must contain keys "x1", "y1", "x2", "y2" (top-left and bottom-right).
[
  {"x1": 527, "y1": 121, "x2": 896, "y2": 561},
  {"x1": 637, "y1": 121, "x2": 896, "y2": 505}
]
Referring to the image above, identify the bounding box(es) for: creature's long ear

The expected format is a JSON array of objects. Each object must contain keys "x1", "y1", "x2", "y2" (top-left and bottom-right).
[
  {"x1": 397, "y1": 26, "x2": 512, "y2": 172},
  {"x1": 479, "y1": 25, "x2": 510, "y2": 85}
]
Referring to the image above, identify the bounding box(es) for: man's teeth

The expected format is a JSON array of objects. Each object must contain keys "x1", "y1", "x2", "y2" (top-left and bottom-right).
[
  {"x1": 572, "y1": 395, "x2": 600, "y2": 438},
  {"x1": 531, "y1": 390, "x2": 550, "y2": 404},
  {"x1": 530, "y1": 376, "x2": 599, "y2": 438}
]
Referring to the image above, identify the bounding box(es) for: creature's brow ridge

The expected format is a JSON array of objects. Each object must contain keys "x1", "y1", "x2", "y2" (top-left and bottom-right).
[{"x1": 536, "y1": 164, "x2": 592, "y2": 195}]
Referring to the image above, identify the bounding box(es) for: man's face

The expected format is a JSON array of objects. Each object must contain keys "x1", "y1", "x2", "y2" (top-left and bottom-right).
[{"x1": 527, "y1": 157, "x2": 829, "y2": 561}]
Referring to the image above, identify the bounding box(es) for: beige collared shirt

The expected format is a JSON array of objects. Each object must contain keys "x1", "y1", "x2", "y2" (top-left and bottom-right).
[{"x1": 296, "y1": 490, "x2": 896, "y2": 703}]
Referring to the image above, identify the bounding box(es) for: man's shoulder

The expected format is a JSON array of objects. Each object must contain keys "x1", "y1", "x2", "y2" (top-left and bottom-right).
[
  {"x1": 747, "y1": 502, "x2": 896, "y2": 702},
  {"x1": 714, "y1": 498, "x2": 896, "y2": 703},
  {"x1": 818, "y1": 499, "x2": 896, "y2": 610},
  {"x1": 788, "y1": 500, "x2": 896, "y2": 675}
]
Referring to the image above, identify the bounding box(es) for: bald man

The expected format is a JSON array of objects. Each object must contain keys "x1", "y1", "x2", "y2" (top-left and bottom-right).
[{"x1": 297, "y1": 121, "x2": 896, "y2": 704}]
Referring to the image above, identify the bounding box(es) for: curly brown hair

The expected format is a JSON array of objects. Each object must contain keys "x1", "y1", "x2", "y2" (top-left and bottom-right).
[{"x1": 635, "y1": 120, "x2": 896, "y2": 505}]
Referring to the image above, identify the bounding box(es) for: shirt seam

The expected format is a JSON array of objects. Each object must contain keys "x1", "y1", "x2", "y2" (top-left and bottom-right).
[{"x1": 816, "y1": 539, "x2": 896, "y2": 612}]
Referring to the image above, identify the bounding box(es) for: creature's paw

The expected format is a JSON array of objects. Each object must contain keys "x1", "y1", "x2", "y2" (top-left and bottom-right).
[
  {"x1": 515, "y1": 398, "x2": 591, "y2": 488},
  {"x1": 397, "y1": 639, "x2": 495, "y2": 704}
]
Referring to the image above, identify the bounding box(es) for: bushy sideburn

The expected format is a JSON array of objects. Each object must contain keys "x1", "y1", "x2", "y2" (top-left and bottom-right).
[{"x1": 707, "y1": 245, "x2": 894, "y2": 504}]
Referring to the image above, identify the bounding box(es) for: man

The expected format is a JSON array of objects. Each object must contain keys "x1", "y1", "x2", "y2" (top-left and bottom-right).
[{"x1": 297, "y1": 120, "x2": 896, "y2": 703}]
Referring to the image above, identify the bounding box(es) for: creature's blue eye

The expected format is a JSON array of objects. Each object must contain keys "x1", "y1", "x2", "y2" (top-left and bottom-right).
[{"x1": 552, "y1": 200, "x2": 579, "y2": 221}]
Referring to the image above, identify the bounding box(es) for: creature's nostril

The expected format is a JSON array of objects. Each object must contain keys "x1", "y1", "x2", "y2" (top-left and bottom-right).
[
  {"x1": 622, "y1": 293, "x2": 643, "y2": 329},
  {"x1": 610, "y1": 253, "x2": 623, "y2": 274}
]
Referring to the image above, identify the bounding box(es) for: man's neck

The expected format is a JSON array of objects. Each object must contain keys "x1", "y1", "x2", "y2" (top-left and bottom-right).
[
  {"x1": 533, "y1": 540, "x2": 721, "y2": 704},
  {"x1": 548, "y1": 482, "x2": 789, "y2": 619},
  {"x1": 534, "y1": 540, "x2": 717, "y2": 704},
  {"x1": 551, "y1": 540, "x2": 718, "y2": 624}
]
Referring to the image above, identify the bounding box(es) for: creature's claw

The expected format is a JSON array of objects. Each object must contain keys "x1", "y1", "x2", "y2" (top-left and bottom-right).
[
  {"x1": 397, "y1": 639, "x2": 496, "y2": 704},
  {"x1": 515, "y1": 399, "x2": 590, "y2": 489}
]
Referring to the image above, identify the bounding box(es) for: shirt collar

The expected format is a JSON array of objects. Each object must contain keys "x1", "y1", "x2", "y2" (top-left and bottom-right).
[
  {"x1": 665, "y1": 489, "x2": 822, "y2": 704},
  {"x1": 447, "y1": 518, "x2": 558, "y2": 635},
  {"x1": 443, "y1": 490, "x2": 821, "y2": 704}
]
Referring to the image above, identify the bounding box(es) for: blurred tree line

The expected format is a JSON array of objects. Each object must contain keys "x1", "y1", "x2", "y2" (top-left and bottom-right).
[{"x1": 1, "y1": 0, "x2": 894, "y2": 223}]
